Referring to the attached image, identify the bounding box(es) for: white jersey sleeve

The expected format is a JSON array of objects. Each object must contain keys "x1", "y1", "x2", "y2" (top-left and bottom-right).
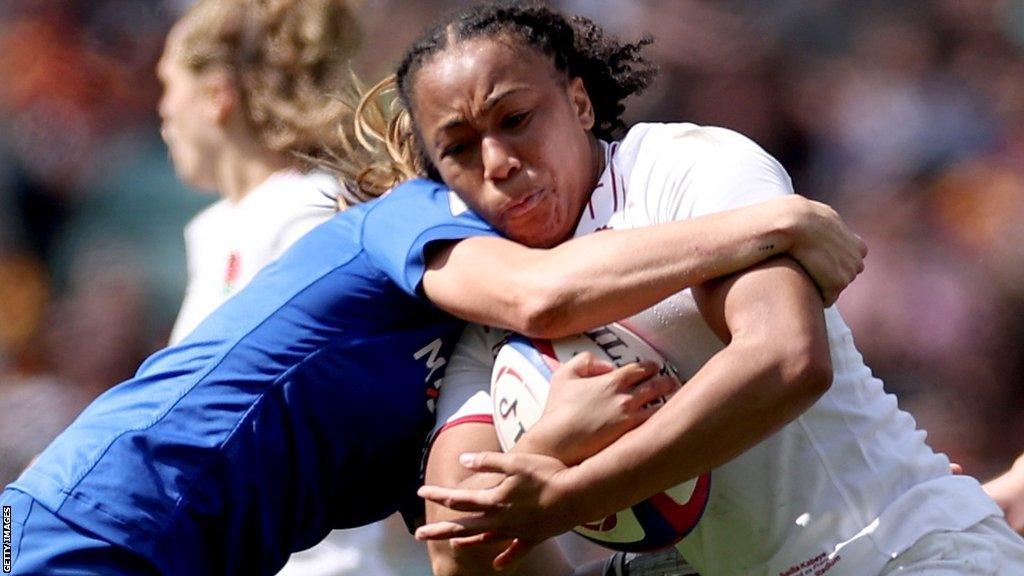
[
  {"x1": 266, "y1": 171, "x2": 340, "y2": 261},
  {"x1": 617, "y1": 123, "x2": 794, "y2": 225},
  {"x1": 430, "y1": 324, "x2": 508, "y2": 438}
]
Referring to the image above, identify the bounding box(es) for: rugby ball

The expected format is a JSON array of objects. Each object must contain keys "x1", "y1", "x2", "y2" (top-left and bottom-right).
[{"x1": 490, "y1": 323, "x2": 711, "y2": 552}]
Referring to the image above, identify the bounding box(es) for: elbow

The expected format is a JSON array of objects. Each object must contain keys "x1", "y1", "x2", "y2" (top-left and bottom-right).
[
  {"x1": 508, "y1": 288, "x2": 572, "y2": 339},
  {"x1": 774, "y1": 334, "x2": 833, "y2": 404}
]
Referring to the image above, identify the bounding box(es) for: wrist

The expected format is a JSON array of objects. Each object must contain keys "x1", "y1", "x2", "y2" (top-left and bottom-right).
[
  {"x1": 513, "y1": 420, "x2": 563, "y2": 459},
  {"x1": 515, "y1": 415, "x2": 589, "y2": 464},
  {"x1": 543, "y1": 466, "x2": 592, "y2": 536},
  {"x1": 553, "y1": 464, "x2": 606, "y2": 526},
  {"x1": 768, "y1": 196, "x2": 806, "y2": 254}
]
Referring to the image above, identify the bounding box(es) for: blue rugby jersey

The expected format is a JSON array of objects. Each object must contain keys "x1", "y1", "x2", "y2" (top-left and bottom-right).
[{"x1": 8, "y1": 179, "x2": 496, "y2": 575}]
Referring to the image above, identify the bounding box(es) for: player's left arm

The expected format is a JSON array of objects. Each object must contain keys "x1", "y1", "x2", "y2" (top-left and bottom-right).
[{"x1": 415, "y1": 256, "x2": 831, "y2": 555}]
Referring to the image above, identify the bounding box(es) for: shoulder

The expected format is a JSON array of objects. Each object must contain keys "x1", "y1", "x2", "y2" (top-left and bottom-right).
[
  {"x1": 183, "y1": 198, "x2": 229, "y2": 246},
  {"x1": 361, "y1": 178, "x2": 490, "y2": 235},
  {"x1": 359, "y1": 179, "x2": 497, "y2": 297},
  {"x1": 614, "y1": 123, "x2": 793, "y2": 220},
  {"x1": 184, "y1": 198, "x2": 229, "y2": 232},
  {"x1": 247, "y1": 170, "x2": 338, "y2": 218},
  {"x1": 618, "y1": 122, "x2": 781, "y2": 175},
  {"x1": 621, "y1": 122, "x2": 790, "y2": 188},
  {"x1": 275, "y1": 169, "x2": 342, "y2": 206}
]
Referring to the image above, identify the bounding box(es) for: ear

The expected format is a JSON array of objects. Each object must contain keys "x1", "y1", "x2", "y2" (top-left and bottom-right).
[
  {"x1": 567, "y1": 77, "x2": 595, "y2": 131},
  {"x1": 201, "y1": 72, "x2": 238, "y2": 125}
]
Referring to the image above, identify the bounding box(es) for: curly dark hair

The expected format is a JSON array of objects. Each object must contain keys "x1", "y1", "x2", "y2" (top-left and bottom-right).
[{"x1": 394, "y1": 0, "x2": 656, "y2": 171}]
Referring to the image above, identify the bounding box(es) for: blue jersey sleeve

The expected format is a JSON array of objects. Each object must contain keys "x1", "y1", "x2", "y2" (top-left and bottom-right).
[{"x1": 362, "y1": 179, "x2": 499, "y2": 297}]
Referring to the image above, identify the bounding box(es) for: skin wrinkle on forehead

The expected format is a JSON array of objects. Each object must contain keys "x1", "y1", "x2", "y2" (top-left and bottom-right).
[
  {"x1": 436, "y1": 86, "x2": 531, "y2": 138},
  {"x1": 415, "y1": 40, "x2": 567, "y2": 157},
  {"x1": 414, "y1": 40, "x2": 559, "y2": 159},
  {"x1": 423, "y1": 44, "x2": 518, "y2": 148},
  {"x1": 413, "y1": 32, "x2": 569, "y2": 135},
  {"x1": 417, "y1": 44, "x2": 504, "y2": 152}
]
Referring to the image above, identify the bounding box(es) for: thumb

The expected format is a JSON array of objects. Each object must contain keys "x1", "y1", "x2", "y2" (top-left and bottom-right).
[
  {"x1": 459, "y1": 451, "x2": 521, "y2": 474},
  {"x1": 461, "y1": 451, "x2": 564, "y2": 476},
  {"x1": 493, "y1": 538, "x2": 536, "y2": 571}
]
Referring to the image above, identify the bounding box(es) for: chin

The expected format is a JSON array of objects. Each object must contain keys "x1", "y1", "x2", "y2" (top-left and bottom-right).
[
  {"x1": 176, "y1": 167, "x2": 216, "y2": 193},
  {"x1": 503, "y1": 208, "x2": 574, "y2": 247},
  {"x1": 510, "y1": 228, "x2": 568, "y2": 249},
  {"x1": 173, "y1": 165, "x2": 198, "y2": 187}
]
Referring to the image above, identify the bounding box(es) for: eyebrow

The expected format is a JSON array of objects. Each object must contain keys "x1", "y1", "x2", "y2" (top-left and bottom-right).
[{"x1": 435, "y1": 86, "x2": 531, "y2": 137}]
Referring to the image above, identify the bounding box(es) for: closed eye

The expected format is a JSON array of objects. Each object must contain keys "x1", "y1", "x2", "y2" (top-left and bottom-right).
[
  {"x1": 501, "y1": 111, "x2": 530, "y2": 130},
  {"x1": 440, "y1": 140, "x2": 469, "y2": 159}
]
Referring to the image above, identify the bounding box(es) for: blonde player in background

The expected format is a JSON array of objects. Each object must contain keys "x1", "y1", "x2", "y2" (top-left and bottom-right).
[
  {"x1": 162, "y1": 0, "x2": 359, "y2": 345},
  {"x1": 158, "y1": 1, "x2": 406, "y2": 573},
  {"x1": 361, "y1": 2, "x2": 1024, "y2": 575}
]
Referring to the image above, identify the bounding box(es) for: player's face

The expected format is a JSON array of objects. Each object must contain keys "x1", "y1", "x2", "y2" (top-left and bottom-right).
[
  {"x1": 409, "y1": 37, "x2": 600, "y2": 248},
  {"x1": 157, "y1": 30, "x2": 221, "y2": 192}
]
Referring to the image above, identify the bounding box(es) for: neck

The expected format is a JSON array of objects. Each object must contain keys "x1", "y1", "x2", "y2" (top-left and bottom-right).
[
  {"x1": 562, "y1": 134, "x2": 607, "y2": 245},
  {"x1": 589, "y1": 134, "x2": 606, "y2": 189},
  {"x1": 215, "y1": 145, "x2": 297, "y2": 203}
]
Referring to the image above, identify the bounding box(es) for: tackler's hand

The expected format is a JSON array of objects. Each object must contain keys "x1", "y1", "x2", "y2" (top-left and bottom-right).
[
  {"x1": 527, "y1": 352, "x2": 679, "y2": 465},
  {"x1": 777, "y1": 195, "x2": 867, "y2": 307}
]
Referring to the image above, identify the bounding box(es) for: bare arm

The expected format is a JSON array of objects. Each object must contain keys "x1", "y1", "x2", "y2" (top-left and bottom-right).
[
  {"x1": 425, "y1": 354, "x2": 675, "y2": 575},
  {"x1": 422, "y1": 196, "x2": 864, "y2": 338},
  {"x1": 558, "y1": 257, "x2": 831, "y2": 512},
  {"x1": 984, "y1": 454, "x2": 1024, "y2": 534},
  {"x1": 416, "y1": 257, "x2": 832, "y2": 549},
  {"x1": 425, "y1": 424, "x2": 575, "y2": 576}
]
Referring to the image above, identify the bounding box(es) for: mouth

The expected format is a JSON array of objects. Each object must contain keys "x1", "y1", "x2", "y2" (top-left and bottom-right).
[{"x1": 501, "y1": 189, "x2": 546, "y2": 221}]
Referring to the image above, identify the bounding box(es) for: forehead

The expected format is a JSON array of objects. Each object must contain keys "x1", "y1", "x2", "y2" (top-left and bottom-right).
[
  {"x1": 410, "y1": 37, "x2": 562, "y2": 123},
  {"x1": 157, "y1": 25, "x2": 189, "y2": 80}
]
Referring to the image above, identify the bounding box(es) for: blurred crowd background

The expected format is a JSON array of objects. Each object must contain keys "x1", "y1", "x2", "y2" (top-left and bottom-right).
[{"x1": 2, "y1": 0, "x2": 1023, "y2": 573}]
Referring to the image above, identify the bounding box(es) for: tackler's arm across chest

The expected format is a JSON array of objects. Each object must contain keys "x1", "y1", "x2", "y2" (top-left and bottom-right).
[{"x1": 421, "y1": 195, "x2": 862, "y2": 339}]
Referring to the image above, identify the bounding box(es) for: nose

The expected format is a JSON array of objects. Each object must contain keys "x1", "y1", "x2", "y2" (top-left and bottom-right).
[{"x1": 481, "y1": 135, "x2": 521, "y2": 182}]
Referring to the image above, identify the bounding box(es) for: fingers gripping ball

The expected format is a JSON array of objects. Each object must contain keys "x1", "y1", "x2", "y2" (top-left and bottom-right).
[{"x1": 490, "y1": 323, "x2": 711, "y2": 552}]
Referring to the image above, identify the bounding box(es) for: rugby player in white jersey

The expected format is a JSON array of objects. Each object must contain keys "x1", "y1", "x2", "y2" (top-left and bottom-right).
[{"x1": 371, "y1": 2, "x2": 1024, "y2": 575}]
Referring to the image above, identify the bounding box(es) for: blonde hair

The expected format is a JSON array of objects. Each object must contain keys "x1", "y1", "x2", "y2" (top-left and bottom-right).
[
  {"x1": 334, "y1": 75, "x2": 428, "y2": 199},
  {"x1": 174, "y1": 0, "x2": 362, "y2": 163}
]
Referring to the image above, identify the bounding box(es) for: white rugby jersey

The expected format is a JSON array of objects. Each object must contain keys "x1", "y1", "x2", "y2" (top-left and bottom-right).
[
  {"x1": 436, "y1": 123, "x2": 1001, "y2": 576},
  {"x1": 169, "y1": 169, "x2": 337, "y2": 344}
]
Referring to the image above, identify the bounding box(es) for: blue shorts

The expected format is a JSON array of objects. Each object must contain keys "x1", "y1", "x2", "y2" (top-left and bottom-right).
[{"x1": 1, "y1": 488, "x2": 158, "y2": 575}]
